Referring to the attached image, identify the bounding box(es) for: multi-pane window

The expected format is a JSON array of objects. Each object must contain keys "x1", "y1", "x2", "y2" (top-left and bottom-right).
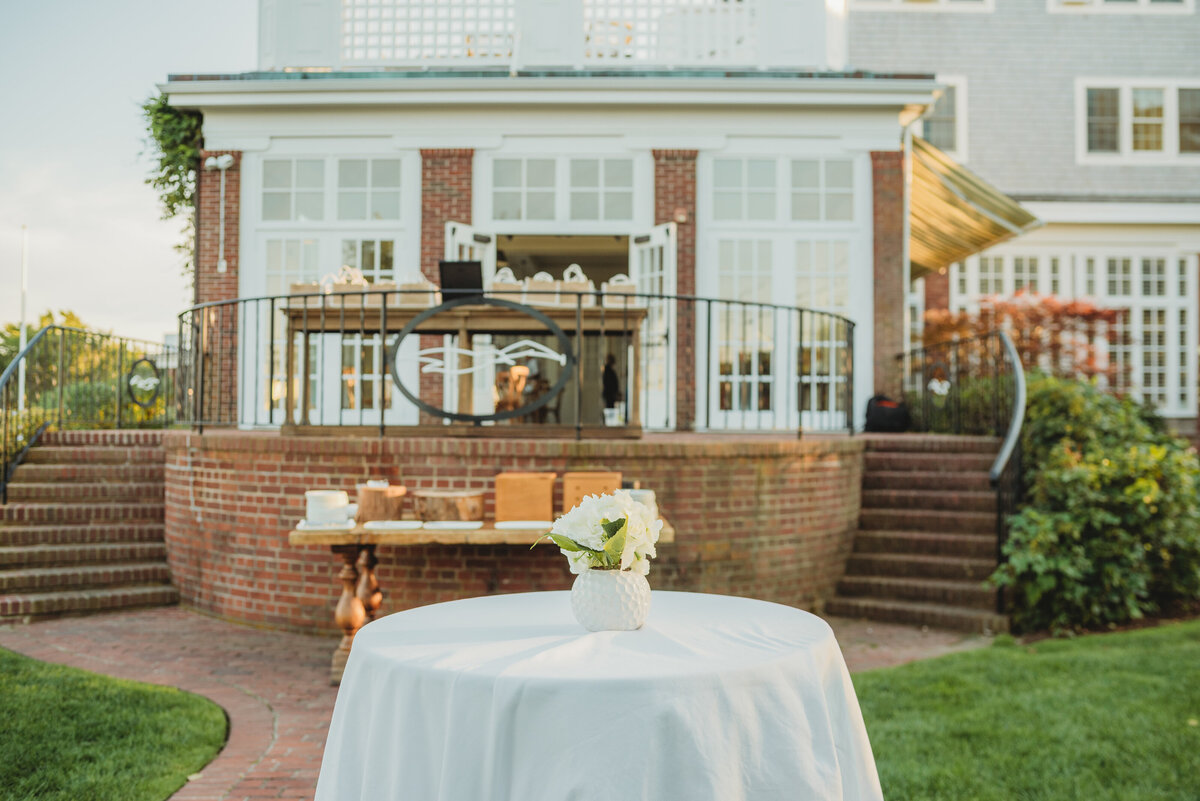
[
  {"x1": 341, "y1": 239, "x2": 395, "y2": 283},
  {"x1": 924, "y1": 85, "x2": 959, "y2": 153},
  {"x1": 265, "y1": 238, "x2": 320, "y2": 296},
  {"x1": 795, "y1": 241, "x2": 850, "y2": 311},
  {"x1": 341, "y1": 336, "x2": 394, "y2": 412},
  {"x1": 1051, "y1": 0, "x2": 1191, "y2": 12},
  {"x1": 1180, "y1": 89, "x2": 1200, "y2": 153},
  {"x1": 337, "y1": 159, "x2": 401, "y2": 220},
  {"x1": 1049, "y1": 257, "x2": 1063, "y2": 295},
  {"x1": 1086, "y1": 89, "x2": 1120, "y2": 153},
  {"x1": 1107, "y1": 257, "x2": 1132, "y2": 296},
  {"x1": 569, "y1": 158, "x2": 633, "y2": 221},
  {"x1": 978, "y1": 256, "x2": 1002, "y2": 294},
  {"x1": 1013, "y1": 256, "x2": 1039, "y2": 293},
  {"x1": 791, "y1": 160, "x2": 854, "y2": 222},
  {"x1": 714, "y1": 159, "x2": 777, "y2": 221},
  {"x1": 1081, "y1": 83, "x2": 1200, "y2": 159},
  {"x1": 716, "y1": 239, "x2": 774, "y2": 413},
  {"x1": 493, "y1": 158, "x2": 555, "y2": 220},
  {"x1": 262, "y1": 160, "x2": 324, "y2": 221}
]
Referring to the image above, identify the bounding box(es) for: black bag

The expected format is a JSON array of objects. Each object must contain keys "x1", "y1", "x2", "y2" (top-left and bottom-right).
[{"x1": 864, "y1": 395, "x2": 910, "y2": 433}]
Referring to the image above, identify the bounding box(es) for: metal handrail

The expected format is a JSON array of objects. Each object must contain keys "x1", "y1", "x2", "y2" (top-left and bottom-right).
[
  {"x1": 989, "y1": 329, "x2": 1025, "y2": 487},
  {"x1": 0, "y1": 324, "x2": 60, "y2": 392}
]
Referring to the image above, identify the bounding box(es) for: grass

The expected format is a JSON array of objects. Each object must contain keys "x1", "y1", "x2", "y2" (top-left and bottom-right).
[
  {"x1": 0, "y1": 647, "x2": 227, "y2": 801},
  {"x1": 856, "y1": 619, "x2": 1200, "y2": 801}
]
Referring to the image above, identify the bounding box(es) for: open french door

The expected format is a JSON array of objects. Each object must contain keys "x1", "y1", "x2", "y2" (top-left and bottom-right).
[
  {"x1": 443, "y1": 222, "x2": 498, "y2": 416},
  {"x1": 629, "y1": 223, "x2": 677, "y2": 431}
]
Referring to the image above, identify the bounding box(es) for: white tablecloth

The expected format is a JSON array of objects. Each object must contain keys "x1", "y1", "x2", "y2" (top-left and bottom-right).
[{"x1": 315, "y1": 591, "x2": 883, "y2": 801}]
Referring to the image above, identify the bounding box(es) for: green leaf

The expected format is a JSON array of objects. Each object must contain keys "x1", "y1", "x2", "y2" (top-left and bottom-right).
[
  {"x1": 600, "y1": 518, "x2": 626, "y2": 539},
  {"x1": 602, "y1": 523, "x2": 627, "y2": 567}
]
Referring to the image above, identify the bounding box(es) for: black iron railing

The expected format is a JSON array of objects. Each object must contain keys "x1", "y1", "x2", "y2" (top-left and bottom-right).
[
  {"x1": 175, "y1": 289, "x2": 856, "y2": 436},
  {"x1": 896, "y1": 329, "x2": 1026, "y2": 614},
  {"x1": 0, "y1": 326, "x2": 176, "y2": 504}
]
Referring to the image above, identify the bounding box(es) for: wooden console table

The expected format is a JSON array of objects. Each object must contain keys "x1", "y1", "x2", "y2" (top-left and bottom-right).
[
  {"x1": 289, "y1": 519, "x2": 675, "y2": 684},
  {"x1": 283, "y1": 303, "x2": 649, "y2": 429}
]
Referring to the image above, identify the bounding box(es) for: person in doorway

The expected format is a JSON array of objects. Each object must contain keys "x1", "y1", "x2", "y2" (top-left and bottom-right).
[{"x1": 602, "y1": 354, "x2": 621, "y2": 409}]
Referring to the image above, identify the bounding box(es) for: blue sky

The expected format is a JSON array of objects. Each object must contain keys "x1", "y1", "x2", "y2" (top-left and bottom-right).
[{"x1": 0, "y1": 0, "x2": 256, "y2": 342}]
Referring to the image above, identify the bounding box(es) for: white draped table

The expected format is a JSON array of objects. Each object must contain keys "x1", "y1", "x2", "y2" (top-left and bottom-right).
[{"x1": 314, "y1": 591, "x2": 884, "y2": 801}]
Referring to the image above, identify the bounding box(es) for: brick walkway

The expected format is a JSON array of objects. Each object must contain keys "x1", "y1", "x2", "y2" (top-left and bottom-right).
[{"x1": 0, "y1": 606, "x2": 986, "y2": 801}]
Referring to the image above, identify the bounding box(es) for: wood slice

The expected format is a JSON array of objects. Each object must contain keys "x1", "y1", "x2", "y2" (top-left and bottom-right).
[
  {"x1": 412, "y1": 490, "x2": 485, "y2": 522},
  {"x1": 494, "y1": 472, "x2": 556, "y2": 523},
  {"x1": 356, "y1": 485, "x2": 408, "y2": 523}
]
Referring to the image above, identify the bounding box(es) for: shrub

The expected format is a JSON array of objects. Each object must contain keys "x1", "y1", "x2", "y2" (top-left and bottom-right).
[{"x1": 991, "y1": 376, "x2": 1200, "y2": 632}]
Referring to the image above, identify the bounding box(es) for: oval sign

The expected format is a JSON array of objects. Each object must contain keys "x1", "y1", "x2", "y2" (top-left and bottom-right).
[
  {"x1": 388, "y1": 295, "x2": 577, "y2": 424},
  {"x1": 126, "y1": 357, "x2": 162, "y2": 408}
]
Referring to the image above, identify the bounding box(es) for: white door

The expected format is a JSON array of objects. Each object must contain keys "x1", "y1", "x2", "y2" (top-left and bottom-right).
[
  {"x1": 629, "y1": 223, "x2": 677, "y2": 430},
  {"x1": 443, "y1": 222, "x2": 499, "y2": 416}
]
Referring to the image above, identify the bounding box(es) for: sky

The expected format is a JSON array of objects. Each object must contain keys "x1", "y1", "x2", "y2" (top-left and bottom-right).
[{"x1": 0, "y1": 0, "x2": 257, "y2": 343}]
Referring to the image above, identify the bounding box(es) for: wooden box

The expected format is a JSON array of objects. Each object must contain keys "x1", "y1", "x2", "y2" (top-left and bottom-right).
[
  {"x1": 562, "y1": 471, "x2": 623, "y2": 514},
  {"x1": 494, "y1": 472, "x2": 557, "y2": 522}
]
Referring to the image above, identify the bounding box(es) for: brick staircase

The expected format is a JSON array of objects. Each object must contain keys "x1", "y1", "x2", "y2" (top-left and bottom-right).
[
  {"x1": 826, "y1": 434, "x2": 1010, "y2": 634},
  {"x1": 0, "y1": 430, "x2": 177, "y2": 622}
]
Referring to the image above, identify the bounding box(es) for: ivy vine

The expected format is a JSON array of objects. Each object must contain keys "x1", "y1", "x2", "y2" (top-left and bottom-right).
[{"x1": 142, "y1": 93, "x2": 203, "y2": 277}]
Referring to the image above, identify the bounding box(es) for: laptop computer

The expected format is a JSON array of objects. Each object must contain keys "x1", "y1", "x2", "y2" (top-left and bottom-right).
[{"x1": 438, "y1": 260, "x2": 484, "y2": 301}]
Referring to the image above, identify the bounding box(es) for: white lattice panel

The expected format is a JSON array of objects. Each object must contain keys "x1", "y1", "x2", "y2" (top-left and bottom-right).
[
  {"x1": 341, "y1": 0, "x2": 516, "y2": 64},
  {"x1": 583, "y1": 0, "x2": 759, "y2": 65}
]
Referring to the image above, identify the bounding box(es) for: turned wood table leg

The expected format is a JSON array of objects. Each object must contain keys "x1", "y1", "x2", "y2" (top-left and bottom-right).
[
  {"x1": 330, "y1": 545, "x2": 367, "y2": 686},
  {"x1": 356, "y1": 545, "x2": 382, "y2": 622}
]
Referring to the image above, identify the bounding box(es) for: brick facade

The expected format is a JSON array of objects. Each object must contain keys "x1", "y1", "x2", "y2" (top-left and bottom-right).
[
  {"x1": 653, "y1": 150, "x2": 698, "y2": 430},
  {"x1": 195, "y1": 150, "x2": 242, "y2": 423},
  {"x1": 163, "y1": 431, "x2": 864, "y2": 633},
  {"x1": 417, "y1": 149, "x2": 474, "y2": 420},
  {"x1": 924, "y1": 269, "x2": 949, "y2": 314},
  {"x1": 871, "y1": 151, "x2": 905, "y2": 396}
]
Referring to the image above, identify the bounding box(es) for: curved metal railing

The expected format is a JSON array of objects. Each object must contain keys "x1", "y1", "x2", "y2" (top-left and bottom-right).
[
  {"x1": 1, "y1": 325, "x2": 176, "y2": 504},
  {"x1": 174, "y1": 287, "x2": 857, "y2": 437}
]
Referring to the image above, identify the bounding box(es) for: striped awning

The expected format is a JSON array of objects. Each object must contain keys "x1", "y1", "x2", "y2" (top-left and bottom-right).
[{"x1": 909, "y1": 136, "x2": 1040, "y2": 278}]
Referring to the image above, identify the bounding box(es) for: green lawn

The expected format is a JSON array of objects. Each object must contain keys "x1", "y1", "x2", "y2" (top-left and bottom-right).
[
  {"x1": 857, "y1": 620, "x2": 1200, "y2": 801},
  {"x1": 0, "y1": 647, "x2": 227, "y2": 801}
]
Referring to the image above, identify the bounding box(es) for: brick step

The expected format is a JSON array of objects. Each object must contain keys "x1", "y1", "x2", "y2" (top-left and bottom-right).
[
  {"x1": 0, "y1": 542, "x2": 167, "y2": 569},
  {"x1": 41, "y1": 430, "x2": 164, "y2": 447},
  {"x1": 837, "y1": 575, "x2": 997, "y2": 610},
  {"x1": 861, "y1": 434, "x2": 1000, "y2": 454},
  {"x1": 23, "y1": 446, "x2": 162, "y2": 465},
  {"x1": 0, "y1": 503, "x2": 164, "y2": 526},
  {"x1": 10, "y1": 463, "x2": 164, "y2": 484},
  {"x1": 863, "y1": 470, "x2": 992, "y2": 492},
  {"x1": 845, "y1": 553, "x2": 997, "y2": 581},
  {"x1": 861, "y1": 489, "x2": 997, "y2": 513},
  {"x1": 864, "y1": 452, "x2": 995, "y2": 473},
  {"x1": 0, "y1": 523, "x2": 165, "y2": 547},
  {"x1": 0, "y1": 584, "x2": 179, "y2": 622},
  {"x1": 4, "y1": 482, "x2": 164, "y2": 504},
  {"x1": 0, "y1": 562, "x2": 172, "y2": 593},
  {"x1": 852, "y1": 530, "x2": 997, "y2": 559},
  {"x1": 825, "y1": 596, "x2": 1009, "y2": 634},
  {"x1": 859, "y1": 507, "x2": 995, "y2": 535}
]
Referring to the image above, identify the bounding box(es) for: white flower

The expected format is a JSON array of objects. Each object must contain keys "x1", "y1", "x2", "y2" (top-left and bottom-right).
[{"x1": 550, "y1": 490, "x2": 662, "y2": 574}]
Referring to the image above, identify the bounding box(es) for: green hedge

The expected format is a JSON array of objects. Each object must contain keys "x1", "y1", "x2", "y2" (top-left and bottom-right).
[{"x1": 991, "y1": 376, "x2": 1200, "y2": 633}]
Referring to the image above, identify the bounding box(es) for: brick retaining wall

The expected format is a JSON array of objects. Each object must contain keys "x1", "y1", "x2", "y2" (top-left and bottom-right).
[{"x1": 163, "y1": 431, "x2": 863, "y2": 633}]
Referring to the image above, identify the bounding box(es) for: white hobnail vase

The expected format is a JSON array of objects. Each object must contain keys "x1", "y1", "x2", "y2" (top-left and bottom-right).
[{"x1": 570, "y1": 568, "x2": 651, "y2": 631}]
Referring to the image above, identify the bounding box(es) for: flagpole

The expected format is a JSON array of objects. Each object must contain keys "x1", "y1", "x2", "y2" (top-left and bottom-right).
[{"x1": 17, "y1": 224, "x2": 28, "y2": 411}]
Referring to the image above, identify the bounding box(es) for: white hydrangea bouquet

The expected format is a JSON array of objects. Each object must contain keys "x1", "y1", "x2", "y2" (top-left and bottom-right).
[{"x1": 534, "y1": 490, "x2": 663, "y2": 631}]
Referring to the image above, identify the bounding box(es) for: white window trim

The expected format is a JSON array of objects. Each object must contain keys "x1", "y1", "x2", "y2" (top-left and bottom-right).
[
  {"x1": 850, "y1": 0, "x2": 995, "y2": 12},
  {"x1": 1048, "y1": 0, "x2": 1193, "y2": 14},
  {"x1": 1075, "y1": 78, "x2": 1200, "y2": 165},
  {"x1": 923, "y1": 75, "x2": 968, "y2": 163}
]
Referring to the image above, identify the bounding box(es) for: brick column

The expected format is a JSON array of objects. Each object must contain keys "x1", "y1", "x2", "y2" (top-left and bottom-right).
[
  {"x1": 924, "y1": 269, "x2": 949, "y2": 313},
  {"x1": 653, "y1": 150, "x2": 698, "y2": 430},
  {"x1": 195, "y1": 150, "x2": 242, "y2": 424},
  {"x1": 871, "y1": 151, "x2": 905, "y2": 397},
  {"x1": 419, "y1": 149, "x2": 473, "y2": 421}
]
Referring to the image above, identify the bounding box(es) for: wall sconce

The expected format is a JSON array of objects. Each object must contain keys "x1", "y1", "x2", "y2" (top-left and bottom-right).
[
  {"x1": 204, "y1": 154, "x2": 235, "y2": 273},
  {"x1": 672, "y1": 207, "x2": 689, "y2": 225}
]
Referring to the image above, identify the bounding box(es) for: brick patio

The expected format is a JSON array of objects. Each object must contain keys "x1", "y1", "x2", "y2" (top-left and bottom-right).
[{"x1": 0, "y1": 606, "x2": 986, "y2": 801}]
